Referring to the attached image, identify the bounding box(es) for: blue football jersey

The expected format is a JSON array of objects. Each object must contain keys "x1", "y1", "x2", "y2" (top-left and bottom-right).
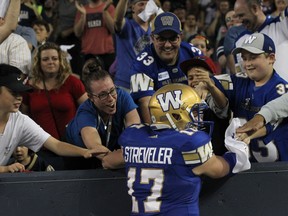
[
  {"x1": 214, "y1": 71, "x2": 288, "y2": 162},
  {"x1": 130, "y1": 42, "x2": 202, "y2": 101},
  {"x1": 119, "y1": 124, "x2": 213, "y2": 216},
  {"x1": 231, "y1": 11, "x2": 288, "y2": 81}
]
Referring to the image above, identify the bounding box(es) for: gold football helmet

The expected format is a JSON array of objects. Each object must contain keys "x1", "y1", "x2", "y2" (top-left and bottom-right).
[{"x1": 149, "y1": 83, "x2": 210, "y2": 131}]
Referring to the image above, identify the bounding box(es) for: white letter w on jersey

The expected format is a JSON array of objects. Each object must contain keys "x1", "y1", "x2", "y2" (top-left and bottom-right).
[
  {"x1": 130, "y1": 73, "x2": 154, "y2": 93},
  {"x1": 156, "y1": 90, "x2": 182, "y2": 112}
]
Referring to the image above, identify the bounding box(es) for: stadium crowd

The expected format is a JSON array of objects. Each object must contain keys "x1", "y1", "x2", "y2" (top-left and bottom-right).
[{"x1": 1, "y1": 0, "x2": 288, "y2": 214}]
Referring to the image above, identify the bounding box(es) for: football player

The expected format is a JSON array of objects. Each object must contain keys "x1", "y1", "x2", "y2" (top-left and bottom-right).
[{"x1": 102, "y1": 83, "x2": 250, "y2": 216}]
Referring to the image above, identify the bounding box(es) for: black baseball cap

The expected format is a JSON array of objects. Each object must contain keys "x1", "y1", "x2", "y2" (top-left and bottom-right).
[
  {"x1": 180, "y1": 56, "x2": 217, "y2": 75},
  {"x1": 0, "y1": 64, "x2": 32, "y2": 92}
]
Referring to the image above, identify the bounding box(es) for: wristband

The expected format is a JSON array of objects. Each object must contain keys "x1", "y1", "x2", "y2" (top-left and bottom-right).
[{"x1": 223, "y1": 152, "x2": 236, "y2": 175}]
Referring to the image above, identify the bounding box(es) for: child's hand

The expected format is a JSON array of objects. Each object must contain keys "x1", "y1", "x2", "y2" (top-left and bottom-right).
[
  {"x1": 7, "y1": 163, "x2": 25, "y2": 173},
  {"x1": 236, "y1": 132, "x2": 251, "y2": 145}
]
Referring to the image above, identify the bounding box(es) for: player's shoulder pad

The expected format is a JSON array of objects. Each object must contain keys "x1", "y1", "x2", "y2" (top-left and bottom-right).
[{"x1": 179, "y1": 129, "x2": 211, "y2": 148}]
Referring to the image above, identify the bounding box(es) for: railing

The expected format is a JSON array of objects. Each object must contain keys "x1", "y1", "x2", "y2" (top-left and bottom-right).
[{"x1": 1, "y1": 162, "x2": 288, "y2": 216}]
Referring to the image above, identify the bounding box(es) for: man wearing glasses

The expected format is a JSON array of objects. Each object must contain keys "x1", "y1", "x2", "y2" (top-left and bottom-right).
[
  {"x1": 66, "y1": 69, "x2": 140, "y2": 169},
  {"x1": 130, "y1": 12, "x2": 203, "y2": 123}
]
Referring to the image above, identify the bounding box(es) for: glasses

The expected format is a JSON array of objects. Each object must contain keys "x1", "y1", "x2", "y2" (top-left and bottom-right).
[
  {"x1": 153, "y1": 35, "x2": 180, "y2": 46},
  {"x1": 89, "y1": 86, "x2": 117, "y2": 101}
]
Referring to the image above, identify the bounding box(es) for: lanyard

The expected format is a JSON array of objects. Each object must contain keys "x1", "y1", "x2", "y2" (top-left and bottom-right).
[{"x1": 98, "y1": 115, "x2": 112, "y2": 147}]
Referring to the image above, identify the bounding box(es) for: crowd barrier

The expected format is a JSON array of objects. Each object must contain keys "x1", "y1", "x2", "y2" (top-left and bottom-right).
[{"x1": 1, "y1": 162, "x2": 288, "y2": 216}]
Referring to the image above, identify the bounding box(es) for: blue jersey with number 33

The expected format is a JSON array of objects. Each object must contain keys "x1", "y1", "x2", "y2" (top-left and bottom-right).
[{"x1": 129, "y1": 42, "x2": 202, "y2": 101}]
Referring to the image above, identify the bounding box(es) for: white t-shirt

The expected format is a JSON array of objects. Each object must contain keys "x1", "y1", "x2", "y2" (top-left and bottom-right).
[{"x1": 0, "y1": 111, "x2": 50, "y2": 166}]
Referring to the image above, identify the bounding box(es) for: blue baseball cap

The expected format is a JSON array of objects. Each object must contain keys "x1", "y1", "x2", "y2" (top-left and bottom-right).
[
  {"x1": 151, "y1": 12, "x2": 182, "y2": 35},
  {"x1": 232, "y1": 33, "x2": 275, "y2": 55}
]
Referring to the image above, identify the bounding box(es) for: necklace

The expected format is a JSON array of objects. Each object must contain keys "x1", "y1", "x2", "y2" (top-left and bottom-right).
[{"x1": 97, "y1": 115, "x2": 112, "y2": 147}]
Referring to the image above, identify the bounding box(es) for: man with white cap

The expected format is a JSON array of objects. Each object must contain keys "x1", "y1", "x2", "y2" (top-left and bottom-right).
[
  {"x1": 212, "y1": 32, "x2": 288, "y2": 162},
  {"x1": 129, "y1": 12, "x2": 203, "y2": 123},
  {"x1": 0, "y1": 64, "x2": 99, "y2": 173}
]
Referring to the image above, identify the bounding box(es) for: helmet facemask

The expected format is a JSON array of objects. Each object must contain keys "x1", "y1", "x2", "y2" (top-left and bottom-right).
[{"x1": 187, "y1": 101, "x2": 214, "y2": 136}]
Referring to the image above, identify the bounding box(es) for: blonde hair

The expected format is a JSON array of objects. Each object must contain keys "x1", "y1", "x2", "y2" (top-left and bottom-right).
[{"x1": 31, "y1": 42, "x2": 72, "y2": 88}]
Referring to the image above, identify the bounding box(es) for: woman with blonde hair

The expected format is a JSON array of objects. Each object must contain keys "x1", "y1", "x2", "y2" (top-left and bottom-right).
[{"x1": 21, "y1": 42, "x2": 88, "y2": 169}]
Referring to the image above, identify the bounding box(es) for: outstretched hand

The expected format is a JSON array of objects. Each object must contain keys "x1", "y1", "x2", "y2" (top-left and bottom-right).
[
  {"x1": 8, "y1": 162, "x2": 25, "y2": 173},
  {"x1": 83, "y1": 145, "x2": 110, "y2": 159},
  {"x1": 236, "y1": 114, "x2": 265, "y2": 134}
]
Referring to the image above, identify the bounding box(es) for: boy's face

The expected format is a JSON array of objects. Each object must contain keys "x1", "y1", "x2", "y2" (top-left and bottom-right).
[
  {"x1": 241, "y1": 50, "x2": 275, "y2": 84},
  {"x1": 0, "y1": 86, "x2": 23, "y2": 113},
  {"x1": 33, "y1": 24, "x2": 49, "y2": 43},
  {"x1": 13, "y1": 146, "x2": 29, "y2": 162},
  {"x1": 187, "y1": 66, "x2": 207, "y2": 88}
]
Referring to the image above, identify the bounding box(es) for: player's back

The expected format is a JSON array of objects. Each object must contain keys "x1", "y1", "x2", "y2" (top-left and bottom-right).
[{"x1": 119, "y1": 124, "x2": 212, "y2": 216}]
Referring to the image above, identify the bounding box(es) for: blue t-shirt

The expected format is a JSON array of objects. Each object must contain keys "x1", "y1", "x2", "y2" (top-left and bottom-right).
[
  {"x1": 66, "y1": 88, "x2": 138, "y2": 150},
  {"x1": 114, "y1": 18, "x2": 151, "y2": 89},
  {"x1": 119, "y1": 124, "x2": 212, "y2": 216},
  {"x1": 130, "y1": 42, "x2": 203, "y2": 101}
]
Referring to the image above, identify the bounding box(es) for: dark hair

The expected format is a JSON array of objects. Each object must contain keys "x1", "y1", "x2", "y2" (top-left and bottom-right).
[
  {"x1": 244, "y1": 0, "x2": 261, "y2": 7},
  {"x1": 83, "y1": 55, "x2": 104, "y2": 71},
  {"x1": 32, "y1": 19, "x2": 50, "y2": 33},
  {"x1": 172, "y1": 2, "x2": 185, "y2": 11},
  {"x1": 28, "y1": 148, "x2": 36, "y2": 157},
  {"x1": 84, "y1": 69, "x2": 112, "y2": 93}
]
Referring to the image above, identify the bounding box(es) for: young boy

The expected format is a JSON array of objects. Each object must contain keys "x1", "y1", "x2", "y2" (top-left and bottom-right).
[
  {"x1": 12, "y1": 146, "x2": 55, "y2": 172},
  {"x1": 0, "y1": 64, "x2": 100, "y2": 173},
  {"x1": 180, "y1": 56, "x2": 230, "y2": 155},
  {"x1": 32, "y1": 19, "x2": 50, "y2": 46},
  {"x1": 212, "y1": 33, "x2": 288, "y2": 162}
]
